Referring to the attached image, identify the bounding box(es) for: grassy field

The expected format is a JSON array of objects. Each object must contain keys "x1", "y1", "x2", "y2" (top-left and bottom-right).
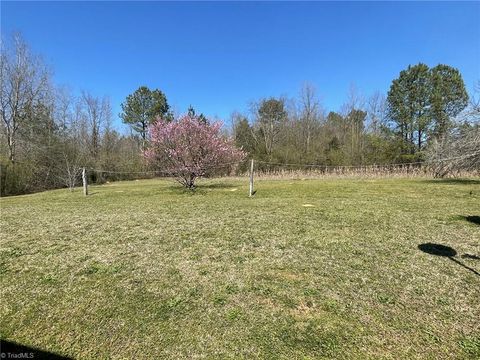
[{"x1": 1, "y1": 177, "x2": 479, "y2": 359}]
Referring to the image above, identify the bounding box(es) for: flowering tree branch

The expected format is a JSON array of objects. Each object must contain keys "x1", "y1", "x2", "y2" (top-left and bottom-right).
[{"x1": 145, "y1": 114, "x2": 246, "y2": 188}]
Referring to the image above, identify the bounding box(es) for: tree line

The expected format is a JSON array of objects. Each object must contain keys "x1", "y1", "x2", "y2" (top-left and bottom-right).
[
  {"x1": 232, "y1": 68, "x2": 477, "y2": 172},
  {"x1": 0, "y1": 34, "x2": 145, "y2": 195},
  {"x1": 1, "y1": 34, "x2": 478, "y2": 196}
]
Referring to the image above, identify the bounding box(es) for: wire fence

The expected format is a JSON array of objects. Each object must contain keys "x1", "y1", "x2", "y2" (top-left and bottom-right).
[
  {"x1": 80, "y1": 151, "x2": 480, "y2": 185},
  {"x1": 3, "y1": 152, "x2": 477, "y2": 197},
  {"x1": 7, "y1": 148, "x2": 477, "y2": 184},
  {"x1": 7, "y1": 136, "x2": 479, "y2": 180}
]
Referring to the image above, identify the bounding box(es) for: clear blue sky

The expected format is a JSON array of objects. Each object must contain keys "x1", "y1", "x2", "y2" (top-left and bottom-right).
[{"x1": 2, "y1": 1, "x2": 479, "y2": 131}]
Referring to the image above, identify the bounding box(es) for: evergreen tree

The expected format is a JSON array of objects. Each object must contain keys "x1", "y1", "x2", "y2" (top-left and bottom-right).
[
  {"x1": 387, "y1": 63, "x2": 431, "y2": 154},
  {"x1": 430, "y1": 64, "x2": 469, "y2": 139},
  {"x1": 120, "y1": 86, "x2": 169, "y2": 150},
  {"x1": 187, "y1": 105, "x2": 208, "y2": 124}
]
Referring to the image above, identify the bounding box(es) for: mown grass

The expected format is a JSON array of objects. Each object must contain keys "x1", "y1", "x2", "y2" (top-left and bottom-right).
[{"x1": 1, "y1": 177, "x2": 479, "y2": 359}]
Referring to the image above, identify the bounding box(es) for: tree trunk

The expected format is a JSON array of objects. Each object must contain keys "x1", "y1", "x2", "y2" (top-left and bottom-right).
[
  {"x1": 186, "y1": 173, "x2": 196, "y2": 189},
  {"x1": 7, "y1": 133, "x2": 15, "y2": 163},
  {"x1": 141, "y1": 122, "x2": 147, "y2": 152},
  {"x1": 0, "y1": 164, "x2": 7, "y2": 196}
]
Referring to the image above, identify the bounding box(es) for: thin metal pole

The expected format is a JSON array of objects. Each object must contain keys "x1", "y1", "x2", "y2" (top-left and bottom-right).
[
  {"x1": 249, "y1": 159, "x2": 254, "y2": 197},
  {"x1": 82, "y1": 167, "x2": 88, "y2": 196}
]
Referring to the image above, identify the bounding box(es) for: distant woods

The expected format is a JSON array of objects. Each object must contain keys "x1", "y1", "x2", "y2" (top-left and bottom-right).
[
  {"x1": 233, "y1": 72, "x2": 477, "y2": 172},
  {"x1": 0, "y1": 34, "x2": 143, "y2": 196},
  {"x1": 1, "y1": 33, "x2": 479, "y2": 196}
]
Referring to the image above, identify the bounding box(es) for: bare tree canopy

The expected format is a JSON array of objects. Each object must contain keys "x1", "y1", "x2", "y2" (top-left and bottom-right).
[
  {"x1": 0, "y1": 33, "x2": 51, "y2": 163},
  {"x1": 427, "y1": 125, "x2": 480, "y2": 177}
]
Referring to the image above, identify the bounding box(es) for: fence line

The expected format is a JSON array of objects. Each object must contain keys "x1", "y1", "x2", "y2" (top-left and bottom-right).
[
  {"x1": 83, "y1": 151, "x2": 480, "y2": 176},
  {"x1": 77, "y1": 154, "x2": 478, "y2": 197},
  {"x1": 254, "y1": 151, "x2": 480, "y2": 170}
]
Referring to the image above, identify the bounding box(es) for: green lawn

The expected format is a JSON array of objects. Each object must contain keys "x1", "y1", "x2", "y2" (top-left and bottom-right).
[{"x1": 1, "y1": 177, "x2": 479, "y2": 359}]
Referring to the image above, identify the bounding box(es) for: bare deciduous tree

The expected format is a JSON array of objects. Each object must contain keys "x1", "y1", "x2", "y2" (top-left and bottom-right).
[
  {"x1": 298, "y1": 82, "x2": 322, "y2": 153},
  {"x1": 78, "y1": 91, "x2": 111, "y2": 160},
  {"x1": 427, "y1": 126, "x2": 480, "y2": 177},
  {"x1": 466, "y1": 81, "x2": 480, "y2": 120},
  {"x1": 367, "y1": 91, "x2": 387, "y2": 134},
  {"x1": 0, "y1": 33, "x2": 50, "y2": 163},
  {"x1": 56, "y1": 145, "x2": 84, "y2": 191},
  {"x1": 342, "y1": 84, "x2": 366, "y2": 163}
]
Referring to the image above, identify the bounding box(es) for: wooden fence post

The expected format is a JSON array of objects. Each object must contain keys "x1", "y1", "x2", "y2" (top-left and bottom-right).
[
  {"x1": 82, "y1": 167, "x2": 88, "y2": 196},
  {"x1": 249, "y1": 159, "x2": 254, "y2": 197}
]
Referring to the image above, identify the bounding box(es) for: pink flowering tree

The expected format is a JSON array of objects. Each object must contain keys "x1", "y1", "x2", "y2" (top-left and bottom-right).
[{"x1": 145, "y1": 114, "x2": 246, "y2": 188}]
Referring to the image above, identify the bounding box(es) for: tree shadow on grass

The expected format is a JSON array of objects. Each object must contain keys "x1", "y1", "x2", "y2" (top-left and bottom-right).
[
  {"x1": 195, "y1": 180, "x2": 240, "y2": 189},
  {"x1": 0, "y1": 339, "x2": 72, "y2": 360},
  {"x1": 461, "y1": 254, "x2": 480, "y2": 260},
  {"x1": 423, "y1": 179, "x2": 480, "y2": 185},
  {"x1": 463, "y1": 216, "x2": 480, "y2": 226},
  {"x1": 450, "y1": 215, "x2": 480, "y2": 226},
  {"x1": 166, "y1": 182, "x2": 239, "y2": 193},
  {"x1": 418, "y1": 243, "x2": 480, "y2": 277}
]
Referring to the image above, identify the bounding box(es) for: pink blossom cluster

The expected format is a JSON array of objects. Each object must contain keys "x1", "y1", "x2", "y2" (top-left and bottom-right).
[{"x1": 145, "y1": 114, "x2": 245, "y2": 187}]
